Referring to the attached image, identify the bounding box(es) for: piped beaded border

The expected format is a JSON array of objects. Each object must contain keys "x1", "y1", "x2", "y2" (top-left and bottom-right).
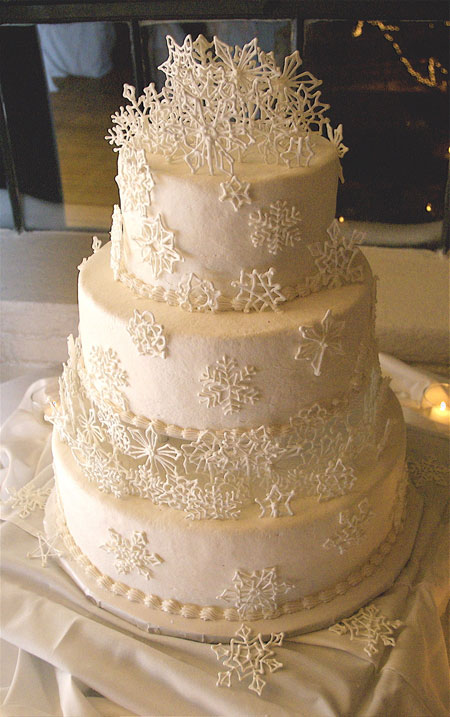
[{"x1": 54, "y1": 480, "x2": 408, "y2": 623}]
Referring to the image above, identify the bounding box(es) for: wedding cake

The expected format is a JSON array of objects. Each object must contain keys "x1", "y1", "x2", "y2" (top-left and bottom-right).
[{"x1": 49, "y1": 35, "x2": 420, "y2": 640}]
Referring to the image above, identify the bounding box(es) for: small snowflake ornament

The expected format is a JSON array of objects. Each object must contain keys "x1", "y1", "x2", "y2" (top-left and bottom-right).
[
  {"x1": 217, "y1": 566, "x2": 294, "y2": 618},
  {"x1": 316, "y1": 458, "x2": 357, "y2": 502},
  {"x1": 326, "y1": 122, "x2": 349, "y2": 158},
  {"x1": 128, "y1": 424, "x2": 181, "y2": 476},
  {"x1": 27, "y1": 532, "x2": 63, "y2": 567},
  {"x1": 132, "y1": 213, "x2": 183, "y2": 277},
  {"x1": 199, "y1": 356, "x2": 261, "y2": 415},
  {"x1": 177, "y1": 273, "x2": 221, "y2": 312},
  {"x1": 100, "y1": 528, "x2": 162, "y2": 580},
  {"x1": 232, "y1": 268, "x2": 286, "y2": 312},
  {"x1": 219, "y1": 175, "x2": 251, "y2": 211},
  {"x1": 110, "y1": 205, "x2": 123, "y2": 279},
  {"x1": 309, "y1": 219, "x2": 364, "y2": 289},
  {"x1": 92, "y1": 236, "x2": 102, "y2": 254},
  {"x1": 127, "y1": 309, "x2": 167, "y2": 358},
  {"x1": 323, "y1": 498, "x2": 373, "y2": 554},
  {"x1": 212, "y1": 624, "x2": 284, "y2": 697},
  {"x1": 329, "y1": 604, "x2": 403, "y2": 657},
  {"x1": 116, "y1": 145, "x2": 154, "y2": 214},
  {"x1": 256, "y1": 484, "x2": 295, "y2": 518},
  {"x1": 295, "y1": 308, "x2": 345, "y2": 377},
  {"x1": 87, "y1": 346, "x2": 129, "y2": 411},
  {"x1": 249, "y1": 200, "x2": 302, "y2": 255}
]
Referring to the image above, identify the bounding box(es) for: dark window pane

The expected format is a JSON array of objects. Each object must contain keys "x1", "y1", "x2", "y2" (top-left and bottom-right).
[{"x1": 303, "y1": 19, "x2": 448, "y2": 226}]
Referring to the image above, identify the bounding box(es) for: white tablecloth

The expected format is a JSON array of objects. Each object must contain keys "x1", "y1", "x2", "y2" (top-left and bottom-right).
[{"x1": 1, "y1": 376, "x2": 449, "y2": 716}]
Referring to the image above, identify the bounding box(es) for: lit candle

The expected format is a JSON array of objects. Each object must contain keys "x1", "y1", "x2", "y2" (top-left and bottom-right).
[{"x1": 422, "y1": 383, "x2": 450, "y2": 429}]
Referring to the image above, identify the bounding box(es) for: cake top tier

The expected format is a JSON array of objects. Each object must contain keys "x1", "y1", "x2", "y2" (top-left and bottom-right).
[{"x1": 106, "y1": 34, "x2": 348, "y2": 174}]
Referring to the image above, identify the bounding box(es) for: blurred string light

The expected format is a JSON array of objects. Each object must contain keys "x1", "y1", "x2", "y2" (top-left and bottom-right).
[{"x1": 352, "y1": 20, "x2": 448, "y2": 90}]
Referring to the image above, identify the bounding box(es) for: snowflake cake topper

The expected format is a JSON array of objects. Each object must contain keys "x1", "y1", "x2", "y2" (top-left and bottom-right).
[{"x1": 107, "y1": 35, "x2": 343, "y2": 176}]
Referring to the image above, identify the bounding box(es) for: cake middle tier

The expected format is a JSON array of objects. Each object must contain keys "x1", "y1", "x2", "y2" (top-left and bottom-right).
[{"x1": 79, "y1": 244, "x2": 376, "y2": 431}]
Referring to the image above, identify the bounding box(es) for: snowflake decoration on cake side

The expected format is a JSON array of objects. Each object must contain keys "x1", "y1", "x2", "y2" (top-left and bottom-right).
[
  {"x1": 316, "y1": 458, "x2": 357, "y2": 502},
  {"x1": 132, "y1": 213, "x2": 183, "y2": 277},
  {"x1": 217, "y1": 566, "x2": 294, "y2": 619},
  {"x1": 323, "y1": 498, "x2": 374, "y2": 554},
  {"x1": 255, "y1": 484, "x2": 295, "y2": 518},
  {"x1": 329, "y1": 604, "x2": 403, "y2": 657},
  {"x1": 326, "y1": 122, "x2": 349, "y2": 159},
  {"x1": 100, "y1": 528, "x2": 163, "y2": 580},
  {"x1": 127, "y1": 309, "x2": 167, "y2": 358},
  {"x1": 27, "y1": 532, "x2": 63, "y2": 567},
  {"x1": 212, "y1": 624, "x2": 284, "y2": 697},
  {"x1": 309, "y1": 219, "x2": 365, "y2": 289},
  {"x1": 3, "y1": 483, "x2": 52, "y2": 519},
  {"x1": 86, "y1": 346, "x2": 129, "y2": 411},
  {"x1": 295, "y1": 309, "x2": 345, "y2": 377},
  {"x1": 91, "y1": 236, "x2": 102, "y2": 254},
  {"x1": 109, "y1": 205, "x2": 123, "y2": 279},
  {"x1": 219, "y1": 175, "x2": 251, "y2": 211},
  {"x1": 177, "y1": 273, "x2": 221, "y2": 312},
  {"x1": 231, "y1": 268, "x2": 287, "y2": 312},
  {"x1": 199, "y1": 356, "x2": 261, "y2": 416},
  {"x1": 249, "y1": 200, "x2": 303, "y2": 255},
  {"x1": 128, "y1": 424, "x2": 181, "y2": 477},
  {"x1": 116, "y1": 145, "x2": 154, "y2": 214}
]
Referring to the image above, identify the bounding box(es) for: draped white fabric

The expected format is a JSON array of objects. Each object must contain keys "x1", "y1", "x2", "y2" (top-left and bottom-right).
[{"x1": 1, "y1": 375, "x2": 449, "y2": 716}]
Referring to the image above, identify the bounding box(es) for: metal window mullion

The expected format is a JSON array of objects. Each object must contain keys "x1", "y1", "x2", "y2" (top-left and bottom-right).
[
  {"x1": 129, "y1": 20, "x2": 145, "y2": 97},
  {"x1": 0, "y1": 80, "x2": 23, "y2": 231}
]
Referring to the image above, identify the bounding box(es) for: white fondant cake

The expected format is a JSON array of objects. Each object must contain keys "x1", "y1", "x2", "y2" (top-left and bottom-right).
[{"x1": 49, "y1": 35, "x2": 420, "y2": 640}]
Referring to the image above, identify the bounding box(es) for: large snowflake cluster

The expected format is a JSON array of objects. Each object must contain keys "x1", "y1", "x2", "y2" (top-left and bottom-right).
[{"x1": 107, "y1": 35, "x2": 336, "y2": 176}]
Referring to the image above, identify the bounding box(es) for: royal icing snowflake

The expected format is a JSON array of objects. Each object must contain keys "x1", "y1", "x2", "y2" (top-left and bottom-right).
[
  {"x1": 177, "y1": 273, "x2": 221, "y2": 312},
  {"x1": 309, "y1": 220, "x2": 364, "y2": 289},
  {"x1": 316, "y1": 458, "x2": 357, "y2": 502},
  {"x1": 323, "y1": 499, "x2": 374, "y2": 554},
  {"x1": 127, "y1": 309, "x2": 167, "y2": 358},
  {"x1": 100, "y1": 528, "x2": 162, "y2": 580},
  {"x1": 249, "y1": 200, "x2": 302, "y2": 255},
  {"x1": 231, "y1": 268, "x2": 286, "y2": 312},
  {"x1": 116, "y1": 146, "x2": 154, "y2": 214},
  {"x1": 199, "y1": 356, "x2": 261, "y2": 416},
  {"x1": 295, "y1": 309, "x2": 345, "y2": 377},
  {"x1": 87, "y1": 346, "x2": 129, "y2": 411},
  {"x1": 27, "y1": 532, "x2": 63, "y2": 567},
  {"x1": 132, "y1": 214, "x2": 183, "y2": 277},
  {"x1": 255, "y1": 484, "x2": 295, "y2": 518},
  {"x1": 217, "y1": 566, "x2": 294, "y2": 618},
  {"x1": 128, "y1": 424, "x2": 181, "y2": 477},
  {"x1": 219, "y1": 175, "x2": 251, "y2": 211},
  {"x1": 212, "y1": 624, "x2": 284, "y2": 697},
  {"x1": 3, "y1": 483, "x2": 52, "y2": 519},
  {"x1": 325, "y1": 122, "x2": 348, "y2": 159},
  {"x1": 91, "y1": 236, "x2": 102, "y2": 254},
  {"x1": 329, "y1": 604, "x2": 402, "y2": 657}
]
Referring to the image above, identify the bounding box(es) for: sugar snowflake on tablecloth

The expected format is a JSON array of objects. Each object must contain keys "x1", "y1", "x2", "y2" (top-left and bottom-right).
[
  {"x1": 249, "y1": 200, "x2": 303, "y2": 255},
  {"x1": 109, "y1": 205, "x2": 123, "y2": 279},
  {"x1": 212, "y1": 624, "x2": 284, "y2": 696},
  {"x1": 295, "y1": 308, "x2": 345, "y2": 377},
  {"x1": 316, "y1": 458, "x2": 357, "y2": 502},
  {"x1": 132, "y1": 214, "x2": 183, "y2": 277},
  {"x1": 127, "y1": 309, "x2": 167, "y2": 358},
  {"x1": 86, "y1": 346, "x2": 129, "y2": 411},
  {"x1": 329, "y1": 604, "x2": 403, "y2": 657},
  {"x1": 323, "y1": 498, "x2": 373, "y2": 554},
  {"x1": 116, "y1": 145, "x2": 154, "y2": 214},
  {"x1": 177, "y1": 273, "x2": 221, "y2": 312},
  {"x1": 199, "y1": 356, "x2": 260, "y2": 416},
  {"x1": 3, "y1": 483, "x2": 52, "y2": 519},
  {"x1": 255, "y1": 484, "x2": 295, "y2": 518},
  {"x1": 217, "y1": 566, "x2": 294, "y2": 619},
  {"x1": 100, "y1": 528, "x2": 162, "y2": 580},
  {"x1": 309, "y1": 219, "x2": 364, "y2": 289},
  {"x1": 27, "y1": 532, "x2": 63, "y2": 567},
  {"x1": 231, "y1": 268, "x2": 286, "y2": 312},
  {"x1": 219, "y1": 175, "x2": 251, "y2": 211}
]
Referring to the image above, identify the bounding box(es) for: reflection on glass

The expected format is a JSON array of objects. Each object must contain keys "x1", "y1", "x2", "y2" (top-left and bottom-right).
[
  {"x1": 303, "y1": 20, "x2": 448, "y2": 231},
  {"x1": 37, "y1": 22, "x2": 132, "y2": 230}
]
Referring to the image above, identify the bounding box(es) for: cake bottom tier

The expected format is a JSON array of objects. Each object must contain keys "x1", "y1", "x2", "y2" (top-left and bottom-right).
[{"x1": 50, "y1": 391, "x2": 422, "y2": 640}]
